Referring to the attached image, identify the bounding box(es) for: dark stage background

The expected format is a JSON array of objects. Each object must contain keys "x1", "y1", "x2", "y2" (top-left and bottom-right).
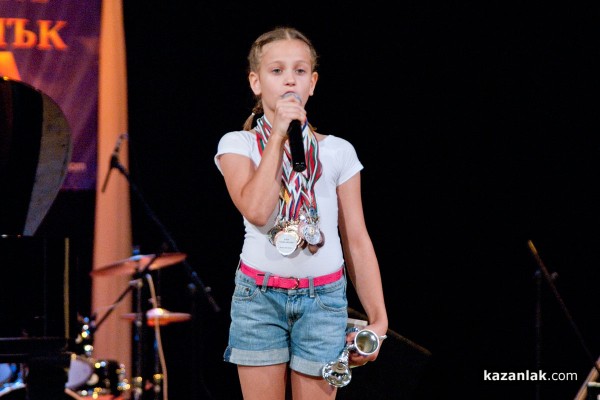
[{"x1": 38, "y1": 2, "x2": 599, "y2": 400}]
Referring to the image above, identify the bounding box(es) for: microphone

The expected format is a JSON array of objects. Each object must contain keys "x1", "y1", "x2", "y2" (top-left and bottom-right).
[
  {"x1": 101, "y1": 133, "x2": 128, "y2": 192},
  {"x1": 282, "y1": 92, "x2": 306, "y2": 172},
  {"x1": 288, "y1": 120, "x2": 306, "y2": 172}
]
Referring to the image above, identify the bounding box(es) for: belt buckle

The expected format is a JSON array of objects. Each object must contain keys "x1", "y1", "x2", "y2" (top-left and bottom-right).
[{"x1": 291, "y1": 277, "x2": 300, "y2": 289}]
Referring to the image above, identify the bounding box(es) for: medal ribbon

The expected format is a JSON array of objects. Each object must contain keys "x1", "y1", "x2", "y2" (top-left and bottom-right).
[{"x1": 254, "y1": 116, "x2": 322, "y2": 222}]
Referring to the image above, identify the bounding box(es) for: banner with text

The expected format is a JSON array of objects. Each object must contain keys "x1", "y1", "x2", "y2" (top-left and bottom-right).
[{"x1": 0, "y1": 0, "x2": 101, "y2": 190}]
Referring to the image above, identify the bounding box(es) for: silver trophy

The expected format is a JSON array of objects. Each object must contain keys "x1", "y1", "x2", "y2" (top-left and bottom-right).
[{"x1": 321, "y1": 329, "x2": 381, "y2": 387}]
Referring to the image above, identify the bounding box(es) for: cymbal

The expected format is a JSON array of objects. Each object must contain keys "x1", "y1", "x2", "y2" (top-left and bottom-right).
[
  {"x1": 121, "y1": 308, "x2": 191, "y2": 326},
  {"x1": 90, "y1": 253, "x2": 187, "y2": 277}
]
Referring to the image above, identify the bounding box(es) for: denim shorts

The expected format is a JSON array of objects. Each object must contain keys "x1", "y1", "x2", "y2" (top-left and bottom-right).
[{"x1": 223, "y1": 265, "x2": 348, "y2": 377}]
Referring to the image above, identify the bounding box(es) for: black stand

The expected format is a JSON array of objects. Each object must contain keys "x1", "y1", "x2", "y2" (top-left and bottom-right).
[
  {"x1": 107, "y1": 150, "x2": 220, "y2": 313},
  {"x1": 527, "y1": 240, "x2": 600, "y2": 399},
  {"x1": 104, "y1": 151, "x2": 220, "y2": 400},
  {"x1": 92, "y1": 256, "x2": 157, "y2": 400}
]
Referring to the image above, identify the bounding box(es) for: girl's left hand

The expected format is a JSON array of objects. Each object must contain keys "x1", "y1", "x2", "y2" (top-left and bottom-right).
[{"x1": 346, "y1": 328, "x2": 386, "y2": 367}]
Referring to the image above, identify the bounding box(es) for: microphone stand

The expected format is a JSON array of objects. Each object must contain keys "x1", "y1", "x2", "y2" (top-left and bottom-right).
[
  {"x1": 106, "y1": 150, "x2": 220, "y2": 400},
  {"x1": 107, "y1": 151, "x2": 220, "y2": 313},
  {"x1": 527, "y1": 240, "x2": 600, "y2": 399}
]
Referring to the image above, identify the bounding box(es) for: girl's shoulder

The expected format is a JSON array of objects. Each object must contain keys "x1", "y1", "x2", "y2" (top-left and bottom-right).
[
  {"x1": 314, "y1": 131, "x2": 355, "y2": 150},
  {"x1": 218, "y1": 130, "x2": 256, "y2": 147},
  {"x1": 220, "y1": 129, "x2": 255, "y2": 140},
  {"x1": 314, "y1": 131, "x2": 327, "y2": 142}
]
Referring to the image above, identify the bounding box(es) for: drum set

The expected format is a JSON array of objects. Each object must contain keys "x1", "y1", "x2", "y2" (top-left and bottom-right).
[
  {"x1": 0, "y1": 320, "x2": 129, "y2": 400},
  {"x1": 0, "y1": 252, "x2": 190, "y2": 400}
]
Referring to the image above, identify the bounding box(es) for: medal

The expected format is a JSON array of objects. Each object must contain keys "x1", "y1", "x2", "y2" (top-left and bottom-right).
[
  {"x1": 267, "y1": 225, "x2": 282, "y2": 245},
  {"x1": 301, "y1": 222, "x2": 322, "y2": 245},
  {"x1": 274, "y1": 223, "x2": 302, "y2": 256},
  {"x1": 307, "y1": 231, "x2": 325, "y2": 254}
]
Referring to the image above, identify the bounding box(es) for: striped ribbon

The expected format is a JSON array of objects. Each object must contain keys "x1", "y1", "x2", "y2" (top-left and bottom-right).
[{"x1": 254, "y1": 116, "x2": 322, "y2": 221}]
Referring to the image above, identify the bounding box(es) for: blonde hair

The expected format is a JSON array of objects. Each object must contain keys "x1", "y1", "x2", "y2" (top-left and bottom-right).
[{"x1": 243, "y1": 26, "x2": 319, "y2": 131}]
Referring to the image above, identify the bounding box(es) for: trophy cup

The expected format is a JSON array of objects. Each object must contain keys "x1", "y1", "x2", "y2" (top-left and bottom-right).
[{"x1": 321, "y1": 328, "x2": 381, "y2": 388}]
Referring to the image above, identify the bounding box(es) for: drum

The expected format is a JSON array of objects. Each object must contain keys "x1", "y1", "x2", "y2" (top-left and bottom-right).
[
  {"x1": 66, "y1": 357, "x2": 129, "y2": 398},
  {"x1": 0, "y1": 364, "x2": 22, "y2": 391},
  {"x1": 66, "y1": 356, "x2": 94, "y2": 391},
  {"x1": 0, "y1": 364, "x2": 15, "y2": 386}
]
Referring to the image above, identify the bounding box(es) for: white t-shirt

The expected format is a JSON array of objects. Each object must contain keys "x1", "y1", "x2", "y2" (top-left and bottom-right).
[{"x1": 214, "y1": 130, "x2": 363, "y2": 278}]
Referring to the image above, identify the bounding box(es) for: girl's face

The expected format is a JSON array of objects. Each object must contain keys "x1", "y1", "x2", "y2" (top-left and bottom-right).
[{"x1": 249, "y1": 39, "x2": 318, "y2": 115}]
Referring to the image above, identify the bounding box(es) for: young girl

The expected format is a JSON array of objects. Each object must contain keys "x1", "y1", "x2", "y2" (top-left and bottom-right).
[{"x1": 214, "y1": 26, "x2": 388, "y2": 400}]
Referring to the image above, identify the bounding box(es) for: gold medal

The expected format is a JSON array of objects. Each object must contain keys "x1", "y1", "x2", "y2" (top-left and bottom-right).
[{"x1": 267, "y1": 225, "x2": 282, "y2": 245}]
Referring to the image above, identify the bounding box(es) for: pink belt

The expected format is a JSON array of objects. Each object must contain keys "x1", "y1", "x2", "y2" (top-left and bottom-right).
[{"x1": 240, "y1": 261, "x2": 343, "y2": 290}]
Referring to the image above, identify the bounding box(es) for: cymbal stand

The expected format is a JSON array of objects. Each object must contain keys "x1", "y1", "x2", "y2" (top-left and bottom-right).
[
  {"x1": 131, "y1": 269, "x2": 146, "y2": 400},
  {"x1": 92, "y1": 255, "x2": 159, "y2": 400},
  {"x1": 145, "y1": 274, "x2": 168, "y2": 400}
]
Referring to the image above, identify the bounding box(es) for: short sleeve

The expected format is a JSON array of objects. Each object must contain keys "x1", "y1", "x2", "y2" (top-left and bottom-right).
[
  {"x1": 336, "y1": 138, "x2": 363, "y2": 185},
  {"x1": 214, "y1": 130, "x2": 255, "y2": 174}
]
